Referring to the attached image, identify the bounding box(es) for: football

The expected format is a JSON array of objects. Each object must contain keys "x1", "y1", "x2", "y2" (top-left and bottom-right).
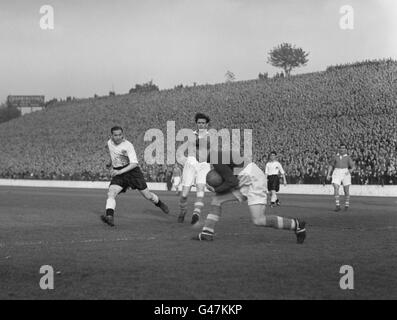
[{"x1": 206, "y1": 169, "x2": 223, "y2": 188}]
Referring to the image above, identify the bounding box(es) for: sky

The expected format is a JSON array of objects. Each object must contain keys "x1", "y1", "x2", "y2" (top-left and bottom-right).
[{"x1": 0, "y1": 0, "x2": 396, "y2": 103}]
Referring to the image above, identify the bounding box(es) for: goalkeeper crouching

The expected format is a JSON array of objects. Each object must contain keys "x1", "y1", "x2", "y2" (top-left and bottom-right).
[{"x1": 192, "y1": 150, "x2": 307, "y2": 244}]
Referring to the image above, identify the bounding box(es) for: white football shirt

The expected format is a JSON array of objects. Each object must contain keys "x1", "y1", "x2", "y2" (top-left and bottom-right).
[
  {"x1": 265, "y1": 161, "x2": 285, "y2": 176},
  {"x1": 107, "y1": 139, "x2": 138, "y2": 169}
]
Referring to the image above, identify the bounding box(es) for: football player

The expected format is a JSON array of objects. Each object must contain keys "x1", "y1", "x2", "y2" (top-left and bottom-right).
[
  {"x1": 265, "y1": 151, "x2": 287, "y2": 207},
  {"x1": 178, "y1": 113, "x2": 211, "y2": 225},
  {"x1": 327, "y1": 143, "x2": 355, "y2": 211},
  {"x1": 193, "y1": 149, "x2": 306, "y2": 244},
  {"x1": 101, "y1": 126, "x2": 169, "y2": 226}
]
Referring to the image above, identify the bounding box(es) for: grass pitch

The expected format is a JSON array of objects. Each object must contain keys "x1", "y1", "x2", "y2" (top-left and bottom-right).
[{"x1": 0, "y1": 186, "x2": 396, "y2": 300}]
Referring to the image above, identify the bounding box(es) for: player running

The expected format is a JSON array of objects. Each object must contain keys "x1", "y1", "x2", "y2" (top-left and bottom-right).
[
  {"x1": 171, "y1": 164, "x2": 182, "y2": 195},
  {"x1": 327, "y1": 143, "x2": 355, "y2": 212},
  {"x1": 265, "y1": 151, "x2": 287, "y2": 207},
  {"x1": 101, "y1": 126, "x2": 169, "y2": 226},
  {"x1": 178, "y1": 113, "x2": 211, "y2": 225},
  {"x1": 192, "y1": 150, "x2": 306, "y2": 244}
]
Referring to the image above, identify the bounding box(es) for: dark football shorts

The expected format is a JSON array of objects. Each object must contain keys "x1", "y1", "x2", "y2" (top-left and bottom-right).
[
  {"x1": 267, "y1": 174, "x2": 280, "y2": 192},
  {"x1": 110, "y1": 165, "x2": 148, "y2": 193}
]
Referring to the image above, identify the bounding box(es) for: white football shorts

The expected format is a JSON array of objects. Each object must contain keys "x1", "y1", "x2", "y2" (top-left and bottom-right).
[
  {"x1": 232, "y1": 162, "x2": 268, "y2": 206},
  {"x1": 332, "y1": 168, "x2": 351, "y2": 186},
  {"x1": 181, "y1": 156, "x2": 211, "y2": 187}
]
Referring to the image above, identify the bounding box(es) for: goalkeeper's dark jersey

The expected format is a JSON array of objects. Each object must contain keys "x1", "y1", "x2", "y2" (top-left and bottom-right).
[{"x1": 207, "y1": 150, "x2": 244, "y2": 194}]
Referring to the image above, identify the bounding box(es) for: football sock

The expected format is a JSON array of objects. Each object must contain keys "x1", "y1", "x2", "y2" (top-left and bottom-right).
[
  {"x1": 335, "y1": 195, "x2": 340, "y2": 206},
  {"x1": 254, "y1": 215, "x2": 295, "y2": 230},
  {"x1": 193, "y1": 191, "x2": 204, "y2": 216},
  {"x1": 201, "y1": 229, "x2": 214, "y2": 236},
  {"x1": 179, "y1": 196, "x2": 188, "y2": 215},
  {"x1": 345, "y1": 195, "x2": 350, "y2": 207},
  {"x1": 106, "y1": 198, "x2": 116, "y2": 216},
  {"x1": 150, "y1": 192, "x2": 159, "y2": 205},
  {"x1": 202, "y1": 205, "x2": 221, "y2": 234},
  {"x1": 271, "y1": 193, "x2": 277, "y2": 203}
]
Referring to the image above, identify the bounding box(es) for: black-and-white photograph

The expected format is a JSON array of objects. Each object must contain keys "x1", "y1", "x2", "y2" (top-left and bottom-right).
[{"x1": 0, "y1": 0, "x2": 396, "y2": 306}]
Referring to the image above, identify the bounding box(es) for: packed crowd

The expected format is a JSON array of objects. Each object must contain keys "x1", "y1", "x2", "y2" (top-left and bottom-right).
[{"x1": 0, "y1": 59, "x2": 396, "y2": 185}]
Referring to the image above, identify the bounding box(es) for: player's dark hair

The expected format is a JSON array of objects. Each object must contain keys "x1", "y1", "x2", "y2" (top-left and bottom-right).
[
  {"x1": 111, "y1": 126, "x2": 123, "y2": 134},
  {"x1": 195, "y1": 113, "x2": 210, "y2": 123},
  {"x1": 340, "y1": 143, "x2": 347, "y2": 148},
  {"x1": 270, "y1": 151, "x2": 277, "y2": 156}
]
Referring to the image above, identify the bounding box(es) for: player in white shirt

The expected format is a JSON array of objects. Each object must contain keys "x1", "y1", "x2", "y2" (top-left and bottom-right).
[
  {"x1": 101, "y1": 126, "x2": 169, "y2": 227},
  {"x1": 265, "y1": 151, "x2": 287, "y2": 207},
  {"x1": 178, "y1": 113, "x2": 211, "y2": 225}
]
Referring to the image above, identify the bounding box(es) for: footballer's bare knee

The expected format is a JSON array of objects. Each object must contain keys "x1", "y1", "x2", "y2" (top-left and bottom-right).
[
  {"x1": 139, "y1": 188, "x2": 152, "y2": 200},
  {"x1": 251, "y1": 214, "x2": 267, "y2": 226},
  {"x1": 107, "y1": 189, "x2": 118, "y2": 199}
]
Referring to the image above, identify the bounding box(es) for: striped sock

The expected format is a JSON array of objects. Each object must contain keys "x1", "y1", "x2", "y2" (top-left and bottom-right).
[
  {"x1": 259, "y1": 215, "x2": 295, "y2": 230},
  {"x1": 335, "y1": 195, "x2": 340, "y2": 206},
  {"x1": 202, "y1": 205, "x2": 221, "y2": 233},
  {"x1": 193, "y1": 194, "x2": 204, "y2": 217},
  {"x1": 179, "y1": 196, "x2": 188, "y2": 216},
  {"x1": 345, "y1": 195, "x2": 350, "y2": 207}
]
